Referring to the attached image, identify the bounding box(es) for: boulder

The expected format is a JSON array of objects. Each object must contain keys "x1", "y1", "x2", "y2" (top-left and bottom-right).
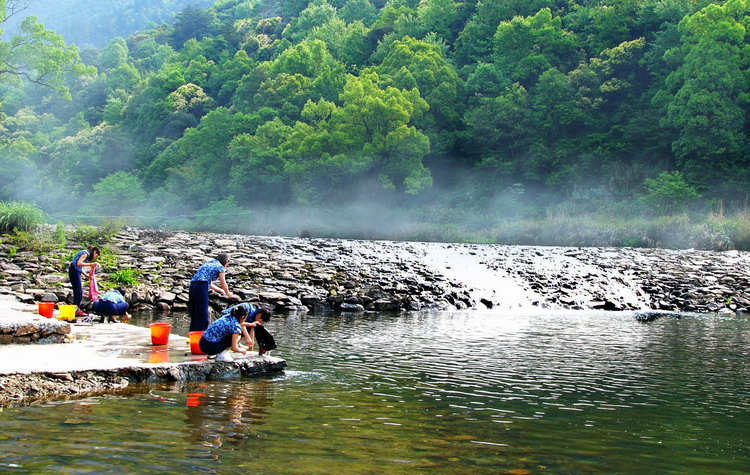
[{"x1": 339, "y1": 303, "x2": 365, "y2": 312}]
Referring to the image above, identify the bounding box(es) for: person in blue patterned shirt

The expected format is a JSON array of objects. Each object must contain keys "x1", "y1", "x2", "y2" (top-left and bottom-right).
[
  {"x1": 222, "y1": 302, "x2": 272, "y2": 350},
  {"x1": 199, "y1": 304, "x2": 249, "y2": 362},
  {"x1": 91, "y1": 288, "x2": 130, "y2": 323},
  {"x1": 188, "y1": 253, "x2": 237, "y2": 332},
  {"x1": 68, "y1": 246, "x2": 101, "y2": 317}
]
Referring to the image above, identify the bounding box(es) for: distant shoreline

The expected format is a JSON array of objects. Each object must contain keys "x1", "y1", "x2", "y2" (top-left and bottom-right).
[{"x1": 1, "y1": 228, "x2": 749, "y2": 315}]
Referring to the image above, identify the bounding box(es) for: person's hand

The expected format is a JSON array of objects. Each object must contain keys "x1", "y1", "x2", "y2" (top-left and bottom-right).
[{"x1": 246, "y1": 339, "x2": 254, "y2": 348}]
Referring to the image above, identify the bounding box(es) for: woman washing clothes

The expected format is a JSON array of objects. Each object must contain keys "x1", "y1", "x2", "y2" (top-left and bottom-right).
[
  {"x1": 188, "y1": 253, "x2": 237, "y2": 332},
  {"x1": 92, "y1": 288, "x2": 130, "y2": 323},
  {"x1": 222, "y1": 302, "x2": 273, "y2": 353},
  {"x1": 68, "y1": 246, "x2": 101, "y2": 317},
  {"x1": 199, "y1": 305, "x2": 249, "y2": 362}
]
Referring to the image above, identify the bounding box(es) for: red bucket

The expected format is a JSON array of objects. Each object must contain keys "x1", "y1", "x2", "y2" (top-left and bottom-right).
[
  {"x1": 37, "y1": 302, "x2": 55, "y2": 318},
  {"x1": 188, "y1": 331, "x2": 205, "y2": 355},
  {"x1": 149, "y1": 323, "x2": 172, "y2": 345}
]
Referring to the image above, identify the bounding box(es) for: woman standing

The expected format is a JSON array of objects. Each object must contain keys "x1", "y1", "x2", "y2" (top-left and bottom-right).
[
  {"x1": 188, "y1": 253, "x2": 236, "y2": 332},
  {"x1": 68, "y1": 246, "x2": 101, "y2": 317}
]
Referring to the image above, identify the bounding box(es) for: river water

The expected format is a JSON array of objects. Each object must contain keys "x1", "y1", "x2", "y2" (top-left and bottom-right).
[{"x1": 0, "y1": 309, "x2": 748, "y2": 473}]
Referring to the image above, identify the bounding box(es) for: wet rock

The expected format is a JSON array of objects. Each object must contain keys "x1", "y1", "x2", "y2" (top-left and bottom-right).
[
  {"x1": 634, "y1": 311, "x2": 682, "y2": 322},
  {"x1": 339, "y1": 302, "x2": 365, "y2": 312},
  {"x1": 373, "y1": 298, "x2": 400, "y2": 311},
  {"x1": 404, "y1": 299, "x2": 421, "y2": 311},
  {"x1": 313, "y1": 302, "x2": 333, "y2": 313}
]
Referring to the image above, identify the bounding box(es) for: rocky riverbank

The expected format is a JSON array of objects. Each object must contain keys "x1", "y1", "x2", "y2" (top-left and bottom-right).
[{"x1": 2, "y1": 228, "x2": 749, "y2": 316}]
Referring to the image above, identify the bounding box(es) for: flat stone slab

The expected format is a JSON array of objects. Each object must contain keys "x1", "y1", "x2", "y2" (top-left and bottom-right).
[{"x1": 0, "y1": 296, "x2": 287, "y2": 405}]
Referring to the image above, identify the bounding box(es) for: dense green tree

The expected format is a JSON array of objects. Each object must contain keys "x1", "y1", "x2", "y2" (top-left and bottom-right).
[
  {"x1": 330, "y1": 72, "x2": 431, "y2": 194},
  {"x1": 377, "y1": 36, "x2": 462, "y2": 153},
  {"x1": 99, "y1": 38, "x2": 130, "y2": 70},
  {"x1": 493, "y1": 8, "x2": 580, "y2": 87},
  {"x1": 339, "y1": 0, "x2": 377, "y2": 25},
  {"x1": 0, "y1": 0, "x2": 95, "y2": 109},
  {"x1": 170, "y1": 6, "x2": 217, "y2": 48},
  {"x1": 655, "y1": 0, "x2": 750, "y2": 189},
  {"x1": 282, "y1": 0, "x2": 337, "y2": 42},
  {"x1": 85, "y1": 171, "x2": 147, "y2": 215}
]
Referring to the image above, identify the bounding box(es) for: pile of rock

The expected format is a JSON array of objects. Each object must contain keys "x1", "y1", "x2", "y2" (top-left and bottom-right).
[
  {"x1": 1, "y1": 228, "x2": 749, "y2": 315},
  {"x1": 0, "y1": 320, "x2": 71, "y2": 344}
]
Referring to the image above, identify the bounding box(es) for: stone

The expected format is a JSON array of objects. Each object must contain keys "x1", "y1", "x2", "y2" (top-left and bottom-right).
[
  {"x1": 41, "y1": 292, "x2": 59, "y2": 302},
  {"x1": 373, "y1": 298, "x2": 400, "y2": 311},
  {"x1": 404, "y1": 300, "x2": 421, "y2": 311},
  {"x1": 300, "y1": 294, "x2": 320, "y2": 306},
  {"x1": 15, "y1": 324, "x2": 41, "y2": 337},
  {"x1": 157, "y1": 291, "x2": 176, "y2": 303},
  {"x1": 339, "y1": 303, "x2": 365, "y2": 312}
]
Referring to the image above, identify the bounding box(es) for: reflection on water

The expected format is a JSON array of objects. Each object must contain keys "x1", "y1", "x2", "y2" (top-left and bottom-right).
[{"x1": 0, "y1": 310, "x2": 749, "y2": 473}]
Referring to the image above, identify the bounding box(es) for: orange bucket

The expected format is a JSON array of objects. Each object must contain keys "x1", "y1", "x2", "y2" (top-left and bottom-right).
[
  {"x1": 150, "y1": 323, "x2": 172, "y2": 345},
  {"x1": 37, "y1": 302, "x2": 55, "y2": 318},
  {"x1": 188, "y1": 331, "x2": 205, "y2": 355}
]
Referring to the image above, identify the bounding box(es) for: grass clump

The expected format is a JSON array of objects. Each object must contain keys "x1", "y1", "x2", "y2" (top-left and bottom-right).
[
  {"x1": 0, "y1": 201, "x2": 45, "y2": 232},
  {"x1": 107, "y1": 268, "x2": 141, "y2": 287},
  {"x1": 70, "y1": 218, "x2": 126, "y2": 245}
]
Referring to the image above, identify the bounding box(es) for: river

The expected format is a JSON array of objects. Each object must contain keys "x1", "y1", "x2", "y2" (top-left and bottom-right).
[{"x1": 0, "y1": 309, "x2": 748, "y2": 473}]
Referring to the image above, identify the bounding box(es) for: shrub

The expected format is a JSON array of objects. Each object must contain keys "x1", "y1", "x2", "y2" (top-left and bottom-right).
[
  {"x1": 54, "y1": 222, "x2": 66, "y2": 247},
  {"x1": 5, "y1": 229, "x2": 59, "y2": 253},
  {"x1": 70, "y1": 219, "x2": 125, "y2": 245},
  {"x1": 641, "y1": 171, "x2": 700, "y2": 214},
  {"x1": 0, "y1": 201, "x2": 45, "y2": 232},
  {"x1": 107, "y1": 268, "x2": 141, "y2": 287}
]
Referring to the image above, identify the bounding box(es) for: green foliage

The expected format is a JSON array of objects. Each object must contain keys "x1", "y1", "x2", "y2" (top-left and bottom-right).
[
  {"x1": 641, "y1": 171, "x2": 701, "y2": 213},
  {"x1": 193, "y1": 196, "x2": 252, "y2": 233},
  {"x1": 4, "y1": 229, "x2": 59, "y2": 253},
  {"x1": 107, "y1": 268, "x2": 141, "y2": 287},
  {"x1": 0, "y1": 13, "x2": 96, "y2": 102},
  {"x1": 69, "y1": 219, "x2": 124, "y2": 246},
  {"x1": 5, "y1": 0, "x2": 750, "y2": 250},
  {"x1": 86, "y1": 172, "x2": 147, "y2": 216},
  {"x1": 0, "y1": 201, "x2": 46, "y2": 232},
  {"x1": 54, "y1": 222, "x2": 66, "y2": 247}
]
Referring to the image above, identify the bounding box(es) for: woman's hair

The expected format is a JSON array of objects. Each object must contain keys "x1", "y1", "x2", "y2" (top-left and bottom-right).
[
  {"x1": 230, "y1": 305, "x2": 249, "y2": 320},
  {"x1": 257, "y1": 307, "x2": 272, "y2": 322},
  {"x1": 87, "y1": 246, "x2": 101, "y2": 261},
  {"x1": 216, "y1": 253, "x2": 229, "y2": 266}
]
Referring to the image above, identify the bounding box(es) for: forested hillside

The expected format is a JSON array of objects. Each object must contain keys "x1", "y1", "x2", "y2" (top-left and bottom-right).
[
  {"x1": 2, "y1": 0, "x2": 214, "y2": 48},
  {"x1": 2, "y1": 0, "x2": 750, "y2": 247}
]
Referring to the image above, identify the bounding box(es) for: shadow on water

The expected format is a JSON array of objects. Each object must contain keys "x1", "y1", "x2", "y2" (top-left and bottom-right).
[{"x1": 0, "y1": 309, "x2": 749, "y2": 473}]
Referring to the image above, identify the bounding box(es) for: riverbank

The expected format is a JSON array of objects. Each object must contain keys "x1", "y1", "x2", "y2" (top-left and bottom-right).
[
  {"x1": 0, "y1": 295, "x2": 286, "y2": 406},
  {"x1": 1, "y1": 228, "x2": 749, "y2": 315}
]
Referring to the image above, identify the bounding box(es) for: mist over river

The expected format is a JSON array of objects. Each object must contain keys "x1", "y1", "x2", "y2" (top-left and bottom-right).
[{"x1": 0, "y1": 308, "x2": 748, "y2": 473}]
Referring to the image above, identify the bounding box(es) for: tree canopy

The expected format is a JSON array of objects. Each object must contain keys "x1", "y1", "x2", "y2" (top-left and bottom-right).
[{"x1": 1, "y1": 0, "x2": 750, "y2": 241}]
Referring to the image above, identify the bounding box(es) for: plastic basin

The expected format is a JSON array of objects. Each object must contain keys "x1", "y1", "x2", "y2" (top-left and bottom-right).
[
  {"x1": 188, "y1": 331, "x2": 205, "y2": 355},
  {"x1": 58, "y1": 305, "x2": 77, "y2": 321},
  {"x1": 37, "y1": 302, "x2": 55, "y2": 318},
  {"x1": 150, "y1": 323, "x2": 172, "y2": 345}
]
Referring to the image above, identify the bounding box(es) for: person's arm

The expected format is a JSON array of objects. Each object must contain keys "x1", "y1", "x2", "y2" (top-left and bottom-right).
[
  {"x1": 240, "y1": 325, "x2": 253, "y2": 347},
  {"x1": 230, "y1": 333, "x2": 247, "y2": 355},
  {"x1": 76, "y1": 253, "x2": 99, "y2": 269},
  {"x1": 213, "y1": 272, "x2": 236, "y2": 299}
]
